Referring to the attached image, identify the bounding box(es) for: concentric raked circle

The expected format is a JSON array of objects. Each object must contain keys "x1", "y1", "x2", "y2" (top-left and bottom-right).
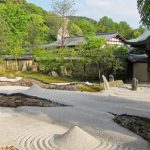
[{"x1": 14, "y1": 125, "x2": 141, "y2": 150}]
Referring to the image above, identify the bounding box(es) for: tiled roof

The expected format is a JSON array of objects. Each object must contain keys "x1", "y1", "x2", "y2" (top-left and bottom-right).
[
  {"x1": 3, "y1": 55, "x2": 33, "y2": 60},
  {"x1": 126, "y1": 28, "x2": 150, "y2": 45},
  {"x1": 44, "y1": 32, "x2": 125, "y2": 48},
  {"x1": 127, "y1": 54, "x2": 148, "y2": 63}
]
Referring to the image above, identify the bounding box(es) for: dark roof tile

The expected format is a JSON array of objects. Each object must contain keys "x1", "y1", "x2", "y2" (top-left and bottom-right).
[
  {"x1": 127, "y1": 54, "x2": 148, "y2": 63},
  {"x1": 44, "y1": 32, "x2": 125, "y2": 47}
]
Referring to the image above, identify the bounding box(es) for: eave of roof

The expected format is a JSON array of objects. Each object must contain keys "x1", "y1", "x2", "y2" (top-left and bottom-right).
[
  {"x1": 127, "y1": 54, "x2": 148, "y2": 63},
  {"x1": 126, "y1": 28, "x2": 150, "y2": 46},
  {"x1": 46, "y1": 32, "x2": 126, "y2": 47},
  {"x1": 3, "y1": 55, "x2": 33, "y2": 60}
]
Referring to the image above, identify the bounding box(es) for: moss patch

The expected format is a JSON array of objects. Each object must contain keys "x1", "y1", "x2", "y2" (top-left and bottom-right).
[
  {"x1": 78, "y1": 84, "x2": 104, "y2": 92},
  {"x1": 0, "y1": 71, "x2": 76, "y2": 83}
]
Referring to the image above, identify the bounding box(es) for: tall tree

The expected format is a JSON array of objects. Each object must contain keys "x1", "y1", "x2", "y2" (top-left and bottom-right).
[
  {"x1": 0, "y1": 1, "x2": 29, "y2": 47},
  {"x1": 26, "y1": 14, "x2": 49, "y2": 47},
  {"x1": 137, "y1": 0, "x2": 150, "y2": 26},
  {"x1": 51, "y1": 0, "x2": 76, "y2": 47},
  {"x1": 8, "y1": 37, "x2": 25, "y2": 70},
  {"x1": 97, "y1": 16, "x2": 142, "y2": 39},
  {"x1": 77, "y1": 19, "x2": 96, "y2": 35}
]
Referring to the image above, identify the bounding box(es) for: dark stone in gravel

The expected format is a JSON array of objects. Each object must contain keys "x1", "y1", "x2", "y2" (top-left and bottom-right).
[
  {"x1": 0, "y1": 93, "x2": 68, "y2": 108},
  {"x1": 113, "y1": 114, "x2": 150, "y2": 142}
]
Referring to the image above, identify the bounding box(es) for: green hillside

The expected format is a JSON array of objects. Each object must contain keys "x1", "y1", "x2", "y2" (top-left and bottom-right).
[
  {"x1": 0, "y1": 0, "x2": 144, "y2": 55},
  {"x1": 69, "y1": 16, "x2": 144, "y2": 39}
]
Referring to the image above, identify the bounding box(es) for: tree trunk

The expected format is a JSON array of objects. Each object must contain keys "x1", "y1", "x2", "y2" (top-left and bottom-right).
[
  {"x1": 83, "y1": 64, "x2": 86, "y2": 74},
  {"x1": 61, "y1": 17, "x2": 65, "y2": 48}
]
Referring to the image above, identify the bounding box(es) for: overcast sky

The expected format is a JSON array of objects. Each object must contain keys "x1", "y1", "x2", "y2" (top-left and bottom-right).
[{"x1": 27, "y1": 0, "x2": 141, "y2": 29}]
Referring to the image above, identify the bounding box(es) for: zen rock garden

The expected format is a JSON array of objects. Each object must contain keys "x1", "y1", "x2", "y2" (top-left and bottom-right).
[{"x1": 0, "y1": 0, "x2": 150, "y2": 149}]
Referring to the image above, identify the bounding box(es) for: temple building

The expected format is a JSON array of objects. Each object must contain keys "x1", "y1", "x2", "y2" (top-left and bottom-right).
[
  {"x1": 44, "y1": 32, "x2": 126, "y2": 48},
  {"x1": 126, "y1": 28, "x2": 150, "y2": 82},
  {"x1": 3, "y1": 55, "x2": 37, "y2": 71}
]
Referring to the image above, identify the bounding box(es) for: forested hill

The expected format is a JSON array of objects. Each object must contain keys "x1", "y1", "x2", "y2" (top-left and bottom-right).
[
  {"x1": 69, "y1": 16, "x2": 144, "y2": 39},
  {"x1": 0, "y1": 0, "x2": 143, "y2": 53}
]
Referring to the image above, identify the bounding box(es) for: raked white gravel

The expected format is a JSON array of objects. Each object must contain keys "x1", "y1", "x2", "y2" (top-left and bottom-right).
[
  {"x1": 0, "y1": 85, "x2": 149, "y2": 150},
  {"x1": 0, "y1": 77, "x2": 22, "y2": 82}
]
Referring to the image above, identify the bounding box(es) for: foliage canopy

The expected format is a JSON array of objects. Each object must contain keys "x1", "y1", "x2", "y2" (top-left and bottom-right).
[{"x1": 137, "y1": 0, "x2": 150, "y2": 26}]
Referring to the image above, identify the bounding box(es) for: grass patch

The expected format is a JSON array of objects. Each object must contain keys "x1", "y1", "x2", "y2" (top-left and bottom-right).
[
  {"x1": 0, "y1": 71, "x2": 76, "y2": 83},
  {"x1": 20, "y1": 72, "x2": 75, "y2": 83}
]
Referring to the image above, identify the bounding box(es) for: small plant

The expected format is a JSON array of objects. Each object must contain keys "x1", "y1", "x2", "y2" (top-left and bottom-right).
[{"x1": 132, "y1": 77, "x2": 138, "y2": 91}]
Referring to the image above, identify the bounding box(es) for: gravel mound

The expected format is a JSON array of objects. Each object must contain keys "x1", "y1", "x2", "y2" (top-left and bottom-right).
[{"x1": 51, "y1": 126, "x2": 100, "y2": 150}]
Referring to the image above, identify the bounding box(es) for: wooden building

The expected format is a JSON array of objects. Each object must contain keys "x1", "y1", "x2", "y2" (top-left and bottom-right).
[
  {"x1": 127, "y1": 54, "x2": 149, "y2": 82},
  {"x1": 3, "y1": 55, "x2": 37, "y2": 71},
  {"x1": 44, "y1": 32, "x2": 126, "y2": 48},
  {"x1": 126, "y1": 28, "x2": 150, "y2": 82}
]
